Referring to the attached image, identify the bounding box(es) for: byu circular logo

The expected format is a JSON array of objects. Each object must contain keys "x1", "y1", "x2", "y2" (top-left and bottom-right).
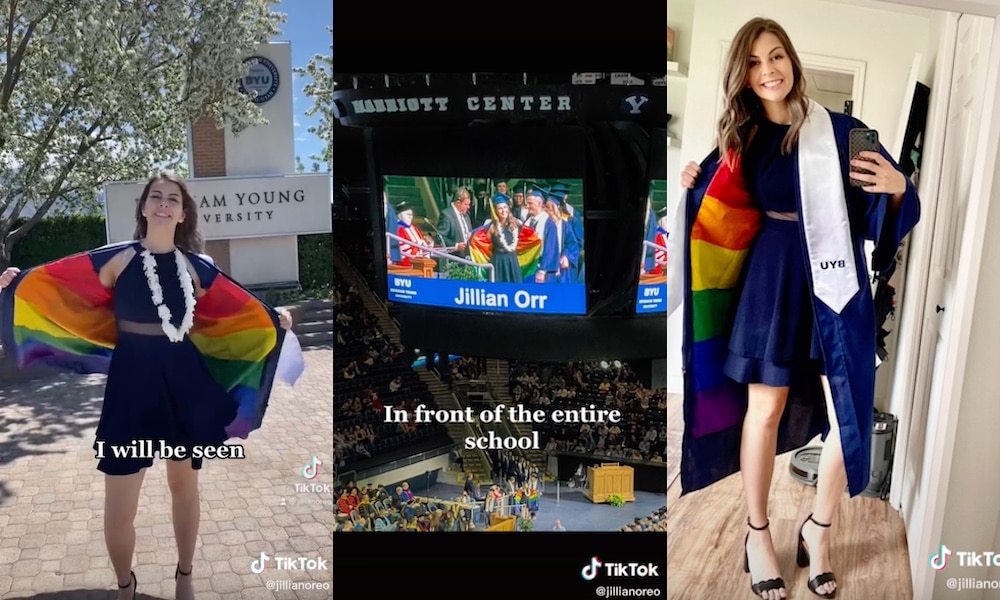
[{"x1": 239, "y1": 56, "x2": 280, "y2": 104}]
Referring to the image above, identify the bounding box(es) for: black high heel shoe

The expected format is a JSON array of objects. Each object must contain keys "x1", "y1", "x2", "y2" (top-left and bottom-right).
[
  {"x1": 176, "y1": 564, "x2": 192, "y2": 580},
  {"x1": 797, "y1": 514, "x2": 837, "y2": 598},
  {"x1": 118, "y1": 570, "x2": 137, "y2": 599},
  {"x1": 744, "y1": 518, "x2": 786, "y2": 598}
]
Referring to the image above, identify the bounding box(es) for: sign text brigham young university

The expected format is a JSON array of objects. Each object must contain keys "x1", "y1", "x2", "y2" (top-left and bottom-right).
[
  {"x1": 197, "y1": 188, "x2": 306, "y2": 224},
  {"x1": 351, "y1": 95, "x2": 573, "y2": 114}
]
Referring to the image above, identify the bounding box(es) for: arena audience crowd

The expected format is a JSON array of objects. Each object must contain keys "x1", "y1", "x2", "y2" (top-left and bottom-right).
[
  {"x1": 334, "y1": 480, "x2": 481, "y2": 532},
  {"x1": 509, "y1": 362, "x2": 667, "y2": 463},
  {"x1": 620, "y1": 505, "x2": 667, "y2": 532},
  {"x1": 333, "y1": 269, "x2": 449, "y2": 471}
]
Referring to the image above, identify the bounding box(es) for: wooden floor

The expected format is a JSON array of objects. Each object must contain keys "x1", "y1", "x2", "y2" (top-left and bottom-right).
[{"x1": 666, "y1": 395, "x2": 913, "y2": 599}]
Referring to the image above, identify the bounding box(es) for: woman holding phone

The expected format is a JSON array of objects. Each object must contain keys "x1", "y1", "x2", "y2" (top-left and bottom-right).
[{"x1": 671, "y1": 18, "x2": 920, "y2": 599}]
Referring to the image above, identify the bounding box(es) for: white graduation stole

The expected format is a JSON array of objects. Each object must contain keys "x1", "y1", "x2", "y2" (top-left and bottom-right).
[
  {"x1": 798, "y1": 98, "x2": 860, "y2": 313},
  {"x1": 668, "y1": 98, "x2": 860, "y2": 317}
]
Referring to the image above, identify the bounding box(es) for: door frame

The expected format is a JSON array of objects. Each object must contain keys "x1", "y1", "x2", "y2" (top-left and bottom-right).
[{"x1": 881, "y1": 3, "x2": 1000, "y2": 592}]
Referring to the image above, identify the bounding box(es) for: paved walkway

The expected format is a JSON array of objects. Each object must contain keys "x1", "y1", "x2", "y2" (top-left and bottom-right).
[{"x1": 0, "y1": 348, "x2": 334, "y2": 600}]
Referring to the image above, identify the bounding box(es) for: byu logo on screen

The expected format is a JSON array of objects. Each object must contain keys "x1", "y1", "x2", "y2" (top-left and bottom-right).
[
  {"x1": 239, "y1": 55, "x2": 279, "y2": 104},
  {"x1": 623, "y1": 94, "x2": 650, "y2": 115}
]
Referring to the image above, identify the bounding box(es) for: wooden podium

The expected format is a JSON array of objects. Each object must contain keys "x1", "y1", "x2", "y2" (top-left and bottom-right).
[
  {"x1": 583, "y1": 463, "x2": 636, "y2": 503},
  {"x1": 387, "y1": 256, "x2": 438, "y2": 279}
]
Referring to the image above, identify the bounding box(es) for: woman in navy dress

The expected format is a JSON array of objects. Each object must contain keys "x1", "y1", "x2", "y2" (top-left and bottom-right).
[
  {"x1": 678, "y1": 19, "x2": 914, "y2": 600},
  {"x1": 487, "y1": 193, "x2": 524, "y2": 283},
  {"x1": 1, "y1": 173, "x2": 293, "y2": 600}
]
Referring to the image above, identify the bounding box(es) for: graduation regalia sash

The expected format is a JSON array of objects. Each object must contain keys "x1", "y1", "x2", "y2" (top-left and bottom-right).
[
  {"x1": 798, "y1": 99, "x2": 860, "y2": 312},
  {"x1": 0, "y1": 242, "x2": 305, "y2": 439}
]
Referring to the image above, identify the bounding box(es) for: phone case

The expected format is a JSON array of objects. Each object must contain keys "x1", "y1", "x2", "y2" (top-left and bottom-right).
[{"x1": 849, "y1": 128, "x2": 880, "y2": 187}]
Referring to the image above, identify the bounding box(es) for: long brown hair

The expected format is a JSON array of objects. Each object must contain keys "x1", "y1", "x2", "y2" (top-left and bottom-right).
[
  {"x1": 132, "y1": 171, "x2": 204, "y2": 254},
  {"x1": 718, "y1": 18, "x2": 809, "y2": 168}
]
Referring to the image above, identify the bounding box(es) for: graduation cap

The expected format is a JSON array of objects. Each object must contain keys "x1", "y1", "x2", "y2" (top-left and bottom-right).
[
  {"x1": 656, "y1": 205, "x2": 669, "y2": 220},
  {"x1": 493, "y1": 193, "x2": 511, "y2": 206},
  {"x1": 507, "y1": 180, "x2": 533, "y2": 195},
  {"x1": 527, "y1": 185, "x2": 548, "y2": 201},
  {"x1": 549, "y1": 182, "x2": 570, "y2": 198},
  {"x1": 395, "y1": 201, "x2": 414, "y2": 214}
]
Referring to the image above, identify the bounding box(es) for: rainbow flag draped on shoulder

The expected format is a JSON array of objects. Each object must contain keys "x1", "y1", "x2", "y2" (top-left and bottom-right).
[
  {"x1": 686, "y1": 152, "x2": 762, "y2": 438},
  {"x1": 467, "y1": 225, "x2": 542, "y2": 280},
  {"x1": 0, "y1": 242, "x2": 303, "y2": 438}
]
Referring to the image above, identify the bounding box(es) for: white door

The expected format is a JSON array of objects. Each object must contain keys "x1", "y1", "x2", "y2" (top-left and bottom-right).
[{"x1": 897, "y1": 12, "x2": 992, "y2": 577}]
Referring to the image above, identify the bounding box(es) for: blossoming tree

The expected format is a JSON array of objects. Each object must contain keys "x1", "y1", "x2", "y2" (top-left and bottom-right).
[{"x1": 0, "y1": 0, "x2": 285, "y2": 268}]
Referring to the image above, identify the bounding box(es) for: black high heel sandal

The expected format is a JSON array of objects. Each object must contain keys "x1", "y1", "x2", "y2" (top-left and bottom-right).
[
  {"x1": 175, "y1": 565, "x2": 192, "y2": 579},
  {"x1": 744, "y1": 518, "x2": 786, "y2": 598},
  {"x1": 797, "y1": 514, "x2": 837, "y2": 598},
  {"x1": 118, "y1": 570, "x2": 137, "y2": 599}
]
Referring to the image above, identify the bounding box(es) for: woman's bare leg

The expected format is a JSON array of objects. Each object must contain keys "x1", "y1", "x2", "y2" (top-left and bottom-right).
[
  {"x1": 741, "y1": 383, "x2": 790, "y2": 600},
  {"x1": 105, "y1": 470, "x2": 146, "y2": 599},
  {"x1": 802, "y1": 375, "x2": 846, "y2": 596},
  {"x1": 166, "y1": 459, "x2": 200, "y2": 600}
]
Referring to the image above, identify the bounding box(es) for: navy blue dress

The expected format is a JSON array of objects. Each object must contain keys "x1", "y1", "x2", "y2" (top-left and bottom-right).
[
  {"x1": 93, "y1": 243, "x2": 237, "y2": 475},
  {"x1": 490, "y1": 226, "x2": 522, "y2": 283},
  {"x1": 724, "y1": 119, "x2": 825, "y2": 386}
]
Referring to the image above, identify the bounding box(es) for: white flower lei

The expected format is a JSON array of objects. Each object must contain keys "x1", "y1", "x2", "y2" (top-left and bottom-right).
[
  {"x1": 140, "y1": 249, "x2": 196, "y2": 343},
  {"x1": 494, "y1": 223, "x2": 518, "y2": 253}
]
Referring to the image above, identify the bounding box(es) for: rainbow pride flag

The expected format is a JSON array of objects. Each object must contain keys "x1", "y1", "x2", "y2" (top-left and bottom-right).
[
  {"x1": 687, "y1": 153, "x2": 762, "y2": 438},
  {"x1": 468, "y1": 225, "x2": 542, "y2": 280},
  {"x1": 0, "y1": 242, "x2": 296, "y2": 439}
]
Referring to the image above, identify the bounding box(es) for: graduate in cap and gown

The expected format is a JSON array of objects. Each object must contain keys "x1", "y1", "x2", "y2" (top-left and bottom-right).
[
  {"x1": 521, "y1": 187, "x2": 560, "y2": 283},
  {"x1": 484, "y1": 193, "x2": 524, "y2": 283},
  {"x1": 544, "y1": 189, "x2": 582, "y2": 285},
  {"x1": 548, "y1": 182, "x2": 585, "y2": 283},
  {"x1": 668, "y1": 18, "x2": 920, "y2": 600}
]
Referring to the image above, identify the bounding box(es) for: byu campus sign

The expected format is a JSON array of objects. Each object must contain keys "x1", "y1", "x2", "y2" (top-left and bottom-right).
[
  {"x1": 102, "y1": 42, "x2": 332, "y2": 286},
  {"x1": 103, "y1": 173, "x2": 331, "y2": 241}
]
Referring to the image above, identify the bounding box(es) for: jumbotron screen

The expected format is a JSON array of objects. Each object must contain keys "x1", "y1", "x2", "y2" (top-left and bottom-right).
[
  {"x1": 383, "y1": 176, "x2": 586, "y2": 315},
  {"x1": 637, "y1": 179, "x2": 667, "y2": 313}
]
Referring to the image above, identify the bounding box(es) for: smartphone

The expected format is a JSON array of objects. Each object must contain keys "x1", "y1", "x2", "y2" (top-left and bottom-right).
[{"x1": 849, "y1": 128, "x2": 880, "y2": 187}]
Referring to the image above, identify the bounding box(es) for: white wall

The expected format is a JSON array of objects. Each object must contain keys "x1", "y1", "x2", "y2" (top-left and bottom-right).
[
  {"x1": 930, "y1": 118, "x2": 1000, "y2": 600},
  {"x1": 665, "y1": 0, "x2": 937, "y2": 393},
  {"x1": 229, "y1": 235, "x2": 299, "y2": 285}
]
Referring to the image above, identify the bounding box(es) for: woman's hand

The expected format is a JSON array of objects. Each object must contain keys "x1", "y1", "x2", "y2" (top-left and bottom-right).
[
  {"x1": 850, "y1": 151, "x2": 908, "y2": 196},
  {"x1": 679, "y1": 161, "x2": 701, "y2": 189},
  {"x1": 0, "y1": 267, "x2": 20, "y2": 289},
  {"x1": 276, "y1": 308, "x2": 293, "y2": 330}
]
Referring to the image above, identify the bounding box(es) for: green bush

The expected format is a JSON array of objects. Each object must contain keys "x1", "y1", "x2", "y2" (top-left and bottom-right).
[
  {"x1": 10, "y1": 215, "x2": 107, "y2": 268},
  {"x1": 448, "y1": 261, "x2": 488, "y2": 282},
  {"x1": 297, "y1": 232, "x2": 333, "y2": 290}
]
